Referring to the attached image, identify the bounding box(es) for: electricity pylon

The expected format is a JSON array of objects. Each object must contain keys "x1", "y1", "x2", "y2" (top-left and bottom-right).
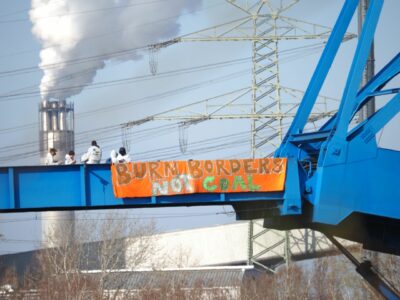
[
  {"x1": 123, "y1": 0, "x2": 356, "y2": 270},
  {"x1": 145, "y1": 0, "x2": 354, "y2": 157}
]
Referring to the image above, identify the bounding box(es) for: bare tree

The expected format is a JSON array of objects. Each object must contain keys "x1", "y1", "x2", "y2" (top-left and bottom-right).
[
  {"x1": 311, "y1": 248, "x2": 381, "y2": 300},
  {"x1": 24, "y1": 211, "x2": 158, "y2": 299},
  {"x1": 312, "y1": 256, "x2": 340, "y2": 299},
  {"x1": 0, "y1": 265, "x2": 18, "y2": 297},
  {"x1": 157, "y1": 244, "x2": 200, "y2": 269},
  {"x1": 373, "y1": 252, "x2": 400, "y2": 288},
  {"x1": 241, "y1": 264, "x2": 311, "y2": 300}
]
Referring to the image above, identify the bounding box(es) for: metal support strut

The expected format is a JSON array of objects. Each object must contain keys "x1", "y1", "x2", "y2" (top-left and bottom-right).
[{"x1": 326, "y1": 235, "x2": 400, "y2": 300}]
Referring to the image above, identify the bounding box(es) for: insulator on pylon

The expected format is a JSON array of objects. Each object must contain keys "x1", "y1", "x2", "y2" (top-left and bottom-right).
[
  {"x1": 179, "y1": 123, "x2": 189, "y2": 154},
  {"x1": 121, "y1": 126, "x2": 131, "y2": 153},
  {"x1": 148, "y1": 46, "x2": 160, "y2": 76}
]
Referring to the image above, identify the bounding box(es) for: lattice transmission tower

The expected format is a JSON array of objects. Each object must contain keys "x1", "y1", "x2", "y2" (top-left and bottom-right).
[
  {"x1": 122, "y1": 0, "x2": 356, "y2": 270},
  {"x1": 134, "y1": 0, "x2": 356, "y2": 157}
]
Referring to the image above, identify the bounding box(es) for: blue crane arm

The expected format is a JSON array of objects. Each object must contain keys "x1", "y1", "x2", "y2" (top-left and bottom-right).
[
  {"x1": 271, "y1": 0, "x2": 400, "y2": 225},
  {"x1": 330, "y1": 0, "x2": 384, "y2": 143},
  {"x1": 276, "y1": 0, "x2": 360, "y2": 157},
  {"x1": 264, "y1": 0, "x2": 400, "y2": 261}
]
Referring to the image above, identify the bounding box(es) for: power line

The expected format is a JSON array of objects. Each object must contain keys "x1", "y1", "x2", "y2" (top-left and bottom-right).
[
  {"x1": 0, "y1": 2, "x2": 222, "y2": 61},
  {"x1": 0, "y1": 125, "x2": 248, "y2": 163},
  {"x1": 0, "y1": 1, "x2": 223, "y2": 64},
  {"x1": 0, "y1": 57, "x2": 251, "y2": 100},
  {"x1": 0, "y1": 206, "x2": 282, "y2": 226},
  {"x1": 0, "y1": 0, "x2": 171, "y2": 25},
  {"x1": 0, "y1": 80, "x2": 324, "y2": 164},
  {"x1": 79, "y1": 69, "x2": 250, "y2": 117},
  {"x1": 0, "y1": 117, "x2": 183, "y2": 154},
  {"x1": 0, "y1": 98, "x2": 304, "y2": 163},
  {"x1": 0, "y1": 40, "x2": 324, "y2": 79},
  {"x1": 0, "y1": 88, "x2": 255, "y2": 165},
  {"x1": 0, "y1": 42, "x2": 326, "y2": 141},
  {"x1": 0, "y1": 5, "x2": 332, "y2": 164}
]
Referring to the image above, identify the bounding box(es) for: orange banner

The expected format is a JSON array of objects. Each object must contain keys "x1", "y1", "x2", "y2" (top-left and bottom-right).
[{"x1": 111, "y1": 158, "x2": 287, "y2": 198}]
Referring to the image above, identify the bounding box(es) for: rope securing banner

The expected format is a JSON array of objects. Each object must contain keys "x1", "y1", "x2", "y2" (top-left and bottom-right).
[{"x1": 111, "y1": 158, "x2": 287, "y2": 198}]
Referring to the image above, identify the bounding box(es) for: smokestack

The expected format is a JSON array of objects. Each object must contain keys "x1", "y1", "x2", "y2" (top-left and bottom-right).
[
  {"x1": 58, "y1": 100, "x2": 67, "y2": 131},
  {"x1": 39, "y1": 100, "x2": 74, "y2": 163},
  {"x1": 50, "y1": 101, "x2": 58, "y2": 131},
  {"x1": 40, "y1": 100, "x2": 50, "y2": 132},
  {"x1": 39, "y1": 99, "x2": 75, "y2": 247}
]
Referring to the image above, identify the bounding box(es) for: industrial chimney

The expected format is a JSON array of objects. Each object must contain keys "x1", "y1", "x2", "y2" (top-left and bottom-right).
[
  {"x1": 39, "y1": 100, "x2": 74, "y2": 163},
  {"x1": 39, "y1": 99, "x2": 75, "y2": 247}
]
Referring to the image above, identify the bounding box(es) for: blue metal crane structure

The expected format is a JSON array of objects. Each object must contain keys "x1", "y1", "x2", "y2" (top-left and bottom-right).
[{"x1": 0, "y1": 0, "x2": 399, "y2": 298}]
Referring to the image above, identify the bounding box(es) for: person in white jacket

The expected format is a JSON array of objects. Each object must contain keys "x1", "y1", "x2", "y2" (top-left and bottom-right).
[
  {"x1": 81, "y1": 140, "x2": 102, "y2": 164},
  {"x1": 45, "y1": 148, "x2": 61, "y2": 165},
  {"x1": 110, "y1": 147, "x2": 131, "y2": 163},
  {"x1": 65, "y1": 150, "x2": 76, "y2": 165}
]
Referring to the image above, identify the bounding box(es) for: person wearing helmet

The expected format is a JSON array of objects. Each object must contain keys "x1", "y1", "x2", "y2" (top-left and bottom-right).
[
  {"x1": 65, "y1": 150, "x2": 76, "y2": 165},
  {"x1": 81, "y1": 140, "x2": 102, "y2": 164},
  {"x1": 110, "y1": 147, "x2": 131, "y2": 163},
  {"x1": 45, "y1": 148, "x2": 61, "y2": 165}
]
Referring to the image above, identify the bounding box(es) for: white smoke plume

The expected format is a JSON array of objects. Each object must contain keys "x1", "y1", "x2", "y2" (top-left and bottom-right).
[{"x1": 30, "y1": 0, "x2": 200, "y2": 100}]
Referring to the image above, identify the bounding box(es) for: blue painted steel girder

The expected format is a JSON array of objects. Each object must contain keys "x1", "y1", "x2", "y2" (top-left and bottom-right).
[{"x1": 0, "y1": 163, "x2": 302, "y2": 213}]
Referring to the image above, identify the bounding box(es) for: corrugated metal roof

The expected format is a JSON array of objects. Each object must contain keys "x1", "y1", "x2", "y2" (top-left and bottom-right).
[{"x1": 101, "y1": 268, "x2": 256, "y2": 290}]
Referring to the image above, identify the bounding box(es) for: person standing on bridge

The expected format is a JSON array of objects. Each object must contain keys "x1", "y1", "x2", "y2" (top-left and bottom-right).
[
  {"x1": 65, "y1": 150, "x2": 76, "y2": 165},
  {"x1": 110, "y1": 147, "x2": 131, "y2": 163},
  {"x1": 45, "y1": 148, "x2": 61, "y2": 165},
  {"x1": 81, "y1": 140, "x2": 102, "y2": 164}
]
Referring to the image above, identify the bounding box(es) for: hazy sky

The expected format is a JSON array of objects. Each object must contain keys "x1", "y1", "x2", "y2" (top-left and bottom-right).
[{"x1": 0, "y1": 0, "x2": 398, "y2": 254}]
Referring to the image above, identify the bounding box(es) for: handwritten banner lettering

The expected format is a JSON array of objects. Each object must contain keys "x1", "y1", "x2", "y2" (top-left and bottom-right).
[{"x1": 111, "y1": 158, "x2": 287, "y2": 198}]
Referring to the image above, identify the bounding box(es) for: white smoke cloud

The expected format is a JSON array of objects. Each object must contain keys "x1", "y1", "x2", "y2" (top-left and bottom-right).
[{"x1": 30, "y1": 0, "x2": 200, "y2": 100}]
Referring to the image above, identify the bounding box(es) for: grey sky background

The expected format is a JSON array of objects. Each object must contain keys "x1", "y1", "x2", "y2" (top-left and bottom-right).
[{"x1": 0, "y1": 0, "x2": 398, "y2": 254}]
